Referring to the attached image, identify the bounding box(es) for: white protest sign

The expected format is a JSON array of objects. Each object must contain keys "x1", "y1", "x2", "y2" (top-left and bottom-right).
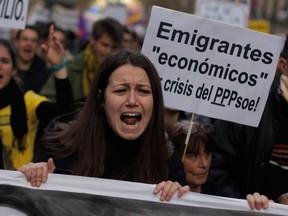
[
  {"x1": 195, "y1": 0, "x2": 250, "y2": 27},
  {"x1": 51, "y1": 5, "x2": 80, "y2": 32},
  {"x1": 0, "y1": 0, "x2": 29, "y2": 29},
  {"x1": 105, "y1": 3, "x2": 127, "y2": 25},
  {"x1": 27, "y1": 4, "x2": 50, "y2": 26},
  {"x1": 141, "y1": 6, "x2": 283, "y2": 127}
]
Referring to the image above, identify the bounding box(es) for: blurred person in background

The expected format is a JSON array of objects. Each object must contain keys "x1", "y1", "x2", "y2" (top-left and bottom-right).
[
  {"x1": 121, "y1": 26, "x2": 141, "y2": 50},
  {"x1": 210, "y1": 34, "x2": 288, "y2": 202},
  {"x1": 40, "y1": 17, "x2": 124, "y2": 103},
  {"x1": 0, "y1": 26, "x2": 73, "y2": 170},
  {"x1": 167, "y1": 121, "x2": 271, "y2": 210},
  {"x1": 9, "y1": 28, "x2": 19, "y2": 49},
  {"x1": 14, "y1": 25, "x2": 52, "y2": 93}
]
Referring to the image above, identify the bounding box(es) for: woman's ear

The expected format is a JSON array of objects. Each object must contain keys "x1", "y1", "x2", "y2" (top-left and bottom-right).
[{"x1": 277, "y1": 57, "x2": 288, "y2": 76}]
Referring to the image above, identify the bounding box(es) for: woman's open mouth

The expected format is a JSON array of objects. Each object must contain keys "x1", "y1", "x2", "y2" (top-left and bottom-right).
[{"x1": 120, "y1": 113, "x2": 142, "y2": 125}]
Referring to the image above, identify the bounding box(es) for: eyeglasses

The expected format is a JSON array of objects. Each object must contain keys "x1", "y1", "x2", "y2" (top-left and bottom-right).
[{"x1": 168, "y1": 122, "x2": 214, "y2": 139}]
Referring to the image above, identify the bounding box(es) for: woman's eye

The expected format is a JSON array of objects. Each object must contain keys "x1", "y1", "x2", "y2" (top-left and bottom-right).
[
  {"x1": 114, "y1": 89, "x2": 126, "y2": 93},
  {"x1": 138, "y1": 89, "x2": 151, "y2": 94},
  {"x1": 0, "y1": 58, "x2": 11, "y2": 64},
  {"x1": 204, "y1": 151, "x2": 211, "y2": 158},
  {"x1": 192, "y1": 154, "x2": 199, "y2": 158},
  {"x1": 186, "y1": 153, "x2": 199, "y2": 158}
]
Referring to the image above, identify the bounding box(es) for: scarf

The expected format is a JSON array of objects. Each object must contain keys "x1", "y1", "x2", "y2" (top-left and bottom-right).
[
  {"x1": 0, "y1": 78, "x2": 27, "y2": 151},
  {"x1": 279, "y1": 74, "x2": 288, "y2": 102},
  {"x1": 82, "y1": 44, "x2": 100, "y2": 98}
]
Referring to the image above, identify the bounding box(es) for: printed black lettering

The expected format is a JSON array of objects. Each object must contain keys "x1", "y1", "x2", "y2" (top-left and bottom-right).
[
  {"x1": 157, "y1": 22, "x2": 172, "y2": 40},
  {"x1": 155, "y1": 23, "x2": 275, "y2": 64},
  {"x1": 0, "y1": 0, "x2": 24, "y2": 20},
  {"x1": 171, "y1": 29, "x2": 190, "y2": 44},
  {"x1": 15, "y1": 0, "x2": 23, "y2": 20},
  {"x1": 4, "y1": 0, "x2": 9, "y2": 19},
  {"x1": 262, "y1": 52, "x2": 273, "y2": 64}
]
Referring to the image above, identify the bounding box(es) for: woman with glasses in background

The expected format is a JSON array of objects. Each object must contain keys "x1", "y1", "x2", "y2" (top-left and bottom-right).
[
  {"x1": 166, "y1": 121, "x2": 222, "y2": 195},
  {"x1": 166, "y1": 121, "x2": 270, "y2": 210}
]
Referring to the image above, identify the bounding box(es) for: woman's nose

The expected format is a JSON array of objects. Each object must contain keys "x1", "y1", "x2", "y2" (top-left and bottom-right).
[
  {"x1": 127, "y1": 90, "x2": 137, "y2": 105},
  {"x1": 198, "y1": 155, "x2": 209, "y2": 167}
]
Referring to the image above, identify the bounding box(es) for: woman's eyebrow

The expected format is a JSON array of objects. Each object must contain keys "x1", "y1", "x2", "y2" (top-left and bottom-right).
[{"x1": 137, "y1": 84, "x2": 151, "y2": 88}]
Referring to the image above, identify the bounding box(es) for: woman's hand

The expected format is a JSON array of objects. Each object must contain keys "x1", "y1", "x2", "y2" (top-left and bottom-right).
[
  {"x1": 277, "y1": 193, "x2": 288, "y2": 205},
  {"x1": 18, "y1": 158, "x2": 55, "y2": 187},
  {"x1": 154, "y1": 180, "x2": 190, "y2": 201},
  {"x1": 246, "y1": 192, "x2": 271, "y2": 210}
]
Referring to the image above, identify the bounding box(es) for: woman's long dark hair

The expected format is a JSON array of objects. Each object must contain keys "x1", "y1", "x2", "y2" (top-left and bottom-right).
[
  {"x1": 0, "y1": 39, "x2": 16, "y2": 69},
  {"x1": 38, "y1": 49, "x2": 169, "y2": 183}
]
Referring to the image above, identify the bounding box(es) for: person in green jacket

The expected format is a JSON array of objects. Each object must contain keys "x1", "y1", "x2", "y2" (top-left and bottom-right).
[{"x1": 40, "y1": 17, "x2": 124, "y2": 102}]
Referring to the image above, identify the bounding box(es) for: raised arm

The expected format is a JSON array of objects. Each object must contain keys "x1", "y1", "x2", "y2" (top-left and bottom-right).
[
  {"x1": 36, "y1": 25, "x2": 73, "y2": 119},
  {"x1": 41, "y1": 24, "x2": 67, "y2": 79}
]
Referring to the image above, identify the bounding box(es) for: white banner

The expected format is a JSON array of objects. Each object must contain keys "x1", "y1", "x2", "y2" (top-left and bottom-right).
[
  {"x1": 0, "y1": 0, "x2": 29, "y2": 29},
  {"x1": 141, "y1": 6, "x2": 284, "y2": 127},
  {"x1": 0, "y1": 170, "x2": 288, "y2": 215}
]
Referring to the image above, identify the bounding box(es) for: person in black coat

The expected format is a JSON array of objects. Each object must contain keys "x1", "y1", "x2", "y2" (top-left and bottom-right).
[
  {"x1": 166, "y1": 121, "x2": 270, "y2": 210},
  {"x1": 209, "y1": 34, "x2": 288, "y2": 202}
]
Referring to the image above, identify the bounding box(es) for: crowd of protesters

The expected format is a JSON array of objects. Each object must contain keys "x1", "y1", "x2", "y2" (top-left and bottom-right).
[{"x1": 0, "y1": 12, "x2": 288, "y2": 211}]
